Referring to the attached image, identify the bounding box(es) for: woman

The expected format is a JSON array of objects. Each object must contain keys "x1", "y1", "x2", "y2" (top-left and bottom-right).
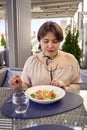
[{"x1": 8, "y1": 21, "x2": 82, "y2": 92}]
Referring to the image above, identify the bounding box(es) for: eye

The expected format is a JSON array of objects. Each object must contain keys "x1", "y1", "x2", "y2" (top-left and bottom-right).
[
  {"x1": 52, "y1": 40, "x2": 58, "y2": 44},
  {"x1": 43, "y1": 40, "x2": 49, "y2": 43}
]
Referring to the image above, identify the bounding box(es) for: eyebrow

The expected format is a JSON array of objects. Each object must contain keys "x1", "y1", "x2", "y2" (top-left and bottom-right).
[{"x1": 42, "y1": 38, "x2": 57, "y2": 41}]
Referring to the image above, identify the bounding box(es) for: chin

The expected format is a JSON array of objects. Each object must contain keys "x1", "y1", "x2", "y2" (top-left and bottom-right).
[{"x1": 47, "y1": 53, "x2": 54, "y2": 57}]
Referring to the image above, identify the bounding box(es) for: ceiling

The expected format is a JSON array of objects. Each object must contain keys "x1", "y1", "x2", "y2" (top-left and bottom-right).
[
  {"x1": 0, "y1": 0, "x2": 83, "y2": 19},
  {"x1": 31, "y1": 0, "x2": 83, "y2": 18}
]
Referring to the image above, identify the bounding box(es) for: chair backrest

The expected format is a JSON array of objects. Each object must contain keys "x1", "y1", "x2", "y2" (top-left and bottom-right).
[
  {"x1": 80, "y1": 69, "x2": 87, "y2": 90},
  {"x1": 0, "y1": 68, "x2": 7, "y2": 86}
]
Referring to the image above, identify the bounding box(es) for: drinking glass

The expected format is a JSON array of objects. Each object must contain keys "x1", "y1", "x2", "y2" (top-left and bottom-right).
[{"x1": 12, "y1": 89, "x2": 29, "y2": 114}]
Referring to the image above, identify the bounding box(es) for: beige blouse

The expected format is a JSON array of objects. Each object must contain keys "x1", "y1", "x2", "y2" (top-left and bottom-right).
[{"x1": 21, "y1": 50, "x2": 82, "y2": 92}]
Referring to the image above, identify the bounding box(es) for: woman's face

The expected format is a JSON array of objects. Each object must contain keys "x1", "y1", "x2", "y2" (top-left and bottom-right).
[{"x1": 40, "y1": 31, "x2": 60, "y2": 57}]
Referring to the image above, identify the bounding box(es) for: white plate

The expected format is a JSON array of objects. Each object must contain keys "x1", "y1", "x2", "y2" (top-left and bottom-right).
[{"x1": 25, "y1": 85, "x2": 65, "y2": 104}]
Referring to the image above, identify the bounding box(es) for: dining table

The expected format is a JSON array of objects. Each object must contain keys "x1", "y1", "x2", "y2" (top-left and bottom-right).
[{"x1": 0, "y1": 87, "x2": 87, "y2": 130}]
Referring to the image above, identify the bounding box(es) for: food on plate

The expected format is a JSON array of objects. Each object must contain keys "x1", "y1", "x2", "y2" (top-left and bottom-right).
[{"x1": 30, "y1": 89, "x2": 59, "y2": 100}]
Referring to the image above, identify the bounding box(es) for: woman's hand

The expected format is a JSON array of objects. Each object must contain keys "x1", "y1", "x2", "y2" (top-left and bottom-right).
[
  {"x1": 8, "y1": 74, "x2": 22, "y2": 89},
  {"x1": 50, "y1": 80, "x2": 66, "y2": 90}
]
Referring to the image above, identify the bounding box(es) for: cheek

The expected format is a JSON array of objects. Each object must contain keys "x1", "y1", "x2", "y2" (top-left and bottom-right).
[
  {"x1": 56, "y1": 43, "x2": 60, "y2": 48},
  {"x1": 40, "y1": 43, "x2": 47, "y2": 49},
  {"x1": 54, "y1": 44, "x2": 59, "y2": 49},
  {"x1": 41, "y1": 45, "x2": 46, "y2": 51}
]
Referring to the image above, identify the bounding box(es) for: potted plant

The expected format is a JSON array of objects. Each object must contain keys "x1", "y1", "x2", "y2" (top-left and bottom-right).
[
  {"x1": 61, "y1": 25, "x2": 82, "y2": 66},
  {"x1": 0, "y1": 35, "x2": 7, "y2": 66},
  {"x1": 0, "y1": 34, "x2": 6, "y2": 48}
]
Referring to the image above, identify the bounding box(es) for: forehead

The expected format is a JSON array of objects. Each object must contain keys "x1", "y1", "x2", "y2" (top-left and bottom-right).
[{"x1": 42, "y1": 31, "x2": 57, "y2": 39}]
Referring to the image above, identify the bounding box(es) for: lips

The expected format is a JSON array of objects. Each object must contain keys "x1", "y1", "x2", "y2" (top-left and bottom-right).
[{"x1": 48, "y1": 50, "x2": 54, "y2": 52}]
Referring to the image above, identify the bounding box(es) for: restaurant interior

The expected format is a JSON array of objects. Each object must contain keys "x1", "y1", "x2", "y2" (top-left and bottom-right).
[
  {"x1": 0, "y1": 0, "x2": 87, "y2": 130},
  {"x1": 0, "y1": 0, "x2": 87, "y2": 69}
]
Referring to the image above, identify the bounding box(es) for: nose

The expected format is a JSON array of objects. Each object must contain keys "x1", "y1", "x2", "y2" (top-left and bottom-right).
[{"x1": 48, "y1": 41, "x2": 54, "y2": 48}]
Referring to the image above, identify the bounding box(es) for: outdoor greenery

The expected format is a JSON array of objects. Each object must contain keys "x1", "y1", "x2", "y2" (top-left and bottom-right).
[
  {"x1": 0, "y1": 34, "x2": 6, "y2": 48},
  {"x1": 62, "y1": 26, "x2": 82, "y2": 66}
]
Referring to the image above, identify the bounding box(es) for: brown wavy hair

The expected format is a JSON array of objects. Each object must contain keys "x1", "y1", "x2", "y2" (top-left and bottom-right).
[{"x1": 37, "y1": 21, "x2": 64, "y2": 42}]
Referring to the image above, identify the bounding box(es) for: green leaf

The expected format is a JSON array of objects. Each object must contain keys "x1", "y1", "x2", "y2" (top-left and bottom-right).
[{"x1": 30, "y1": 93, "x2": 36, "y2": 98}]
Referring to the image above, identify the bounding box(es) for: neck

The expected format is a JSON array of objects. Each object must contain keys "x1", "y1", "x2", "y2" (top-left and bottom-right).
[
  {"x1": 43, "y1": 51, "x2": 58, "y2": 60},
  {"x1": 43, "y1": 51, "x2": 58, "y2": 66}
]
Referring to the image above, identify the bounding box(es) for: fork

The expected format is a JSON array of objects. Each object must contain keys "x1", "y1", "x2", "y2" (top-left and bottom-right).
[{"x1": 71, "y1": 82, "x2": 87, "y2": 85}]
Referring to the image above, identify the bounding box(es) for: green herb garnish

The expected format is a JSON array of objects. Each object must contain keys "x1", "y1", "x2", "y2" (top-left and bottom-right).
[{"x1": 30, "y1": 93, "x2": 36, "y2": 98}]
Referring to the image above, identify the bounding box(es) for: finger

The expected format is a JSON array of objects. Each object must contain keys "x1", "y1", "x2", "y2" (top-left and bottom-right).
[
  {"x1": 60, "y1": 86, "x2": 65, "y2": 90},
  {"x1": 11, "y1": 75, "x2": 20, "y2": 83},
  {"x1": 50, "y1": 80, "x2": 57, "y2": 85}
]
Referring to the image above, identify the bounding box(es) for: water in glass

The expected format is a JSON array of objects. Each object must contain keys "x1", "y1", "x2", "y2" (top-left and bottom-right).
[{"x1": 12, "y1": 89, "x2": 29, "y2": 114}]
